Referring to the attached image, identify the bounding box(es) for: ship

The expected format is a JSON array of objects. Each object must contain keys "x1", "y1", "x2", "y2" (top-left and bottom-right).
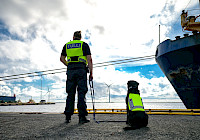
[
  {"x1": 0, "y1": 94, "x2": 16, "y2": 103},
  {"x1": 155, "y1": 10, "x2": 200, "y2": 109}
]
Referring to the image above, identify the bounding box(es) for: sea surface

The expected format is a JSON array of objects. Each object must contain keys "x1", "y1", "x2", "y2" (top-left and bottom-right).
[{"x1": 0, "y1": 102, "x2": 186, "y2": 113}]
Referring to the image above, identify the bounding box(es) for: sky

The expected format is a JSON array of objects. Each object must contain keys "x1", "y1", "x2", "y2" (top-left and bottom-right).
[{"x1": 0, "y1": 0, "x2": 199, "y2": 103}]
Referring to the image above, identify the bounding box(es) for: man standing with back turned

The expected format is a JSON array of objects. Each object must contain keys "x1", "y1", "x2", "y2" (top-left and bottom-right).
[{"x1": 60, "y1": 31, "x2": 93, "y2": 124}]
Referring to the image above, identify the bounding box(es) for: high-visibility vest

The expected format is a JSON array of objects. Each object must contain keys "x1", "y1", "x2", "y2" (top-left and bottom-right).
[
  {"x1": 128, "y1": 93, "x2": 145, "y2": 111},
  {"x1": 66, "y1": 40, "x2": 88, "y2": 64}
]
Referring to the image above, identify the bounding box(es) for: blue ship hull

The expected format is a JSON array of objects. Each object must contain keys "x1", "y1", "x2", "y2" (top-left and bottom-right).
[{"x1": 156, "y1": 34, "x2": 200, "y2": 109}]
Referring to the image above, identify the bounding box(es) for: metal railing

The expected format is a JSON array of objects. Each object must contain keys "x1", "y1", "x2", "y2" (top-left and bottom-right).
[{"x1": 73, "y1": 109, "x2": 200, "y2": 115}]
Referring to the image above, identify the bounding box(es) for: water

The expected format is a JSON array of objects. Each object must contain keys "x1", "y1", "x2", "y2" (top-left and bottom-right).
[{"x1": 0, "y1": 102, "x2": 186, "y2": 113}]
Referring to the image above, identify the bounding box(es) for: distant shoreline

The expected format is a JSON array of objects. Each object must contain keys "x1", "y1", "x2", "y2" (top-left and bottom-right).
[{"x1": 0, "y1": 102, "x2": 55, "y2": 106}]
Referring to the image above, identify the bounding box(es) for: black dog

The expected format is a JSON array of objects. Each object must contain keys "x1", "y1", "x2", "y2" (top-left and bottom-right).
[{"x1": 126, "y1": 80, "x2": 148, "y2": 129}]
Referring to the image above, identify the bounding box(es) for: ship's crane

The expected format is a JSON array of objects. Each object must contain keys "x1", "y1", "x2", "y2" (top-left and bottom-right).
[
  {"x1": 181, "y1": 0, "x2": 200, "y2": 32},
  {"x1": 181, "y1": 10, "x2": 200, "y2": 32}
]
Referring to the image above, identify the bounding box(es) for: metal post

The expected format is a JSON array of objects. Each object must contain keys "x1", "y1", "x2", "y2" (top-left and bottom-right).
[
  {"x1": 47, "y1": 87, "x2": 50, "y2": 103},
  {"x1": 40, "y1": 75, "x2": 42, "y2": 101},
  {"x1": 159, "y1": 25, "x2": 160, "y2": 44},
  {"x1": 107, "y1": 85, "x2": 111, "y2": 103}
]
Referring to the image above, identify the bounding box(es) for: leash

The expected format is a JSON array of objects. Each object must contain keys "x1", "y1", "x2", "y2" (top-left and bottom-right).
[{"x1": 89, "y1": 79, "x2": 99, "y2": 124}]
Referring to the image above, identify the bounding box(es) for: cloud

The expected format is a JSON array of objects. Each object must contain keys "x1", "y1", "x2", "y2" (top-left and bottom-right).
[
  {"x1": 94, "y1": 25, "x2": 105, "y2": 34},
  {"x1": 84, "y1": 65, "x2": 179, "y2": 102},
  {"x1": 0, "y1": 64, "x2": 180, "y2": 103},
  {"x1": 0, "y1": 0, "x2": 197, "y2": 103},
  {"x1": 0, "y1": 86, "x2": 12, "y2": 96}
]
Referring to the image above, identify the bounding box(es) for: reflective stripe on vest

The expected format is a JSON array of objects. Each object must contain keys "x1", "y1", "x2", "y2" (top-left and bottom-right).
[
  {"x1": 66, "y1": 40, "x2": 88, "y2": 64},
  {"x1": 128, "y1": 93, "x2": 145, "y2": 111}
]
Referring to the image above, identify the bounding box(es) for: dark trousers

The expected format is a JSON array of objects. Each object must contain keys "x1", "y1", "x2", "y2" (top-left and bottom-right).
[{"x1": 64, "y1": 64, "x2": 88, "y2": 117}]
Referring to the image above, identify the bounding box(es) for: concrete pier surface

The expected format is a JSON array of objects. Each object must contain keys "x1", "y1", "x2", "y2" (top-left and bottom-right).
[{"x1": 0, "y1": 113, "x2": 200, "y2": 140}]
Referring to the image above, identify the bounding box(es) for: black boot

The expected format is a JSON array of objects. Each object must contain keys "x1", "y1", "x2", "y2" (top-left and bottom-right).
[
  {"x1": 79, "y1": 116, "x2": 90, "y2": 124},
  {"x1": 65, "y1": 115, "x2": 71, "y2": 123}
]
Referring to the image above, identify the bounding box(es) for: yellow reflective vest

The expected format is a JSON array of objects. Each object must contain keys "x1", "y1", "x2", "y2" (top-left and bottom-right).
[
  {"x1": 128, "y1": 93, "x2": 145, "y2": 111},
  {"x1": 66, "y1": 40, "x2": 88, "y2": 64}
]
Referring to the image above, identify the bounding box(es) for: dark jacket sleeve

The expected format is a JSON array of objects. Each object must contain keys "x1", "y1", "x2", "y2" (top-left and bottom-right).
[
  {"x1": 83, "y1": 42, "x2": 91, "y2": 56},
  {"x1": 61, "y1": 45, "x2": 67, "y2": 56}
]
